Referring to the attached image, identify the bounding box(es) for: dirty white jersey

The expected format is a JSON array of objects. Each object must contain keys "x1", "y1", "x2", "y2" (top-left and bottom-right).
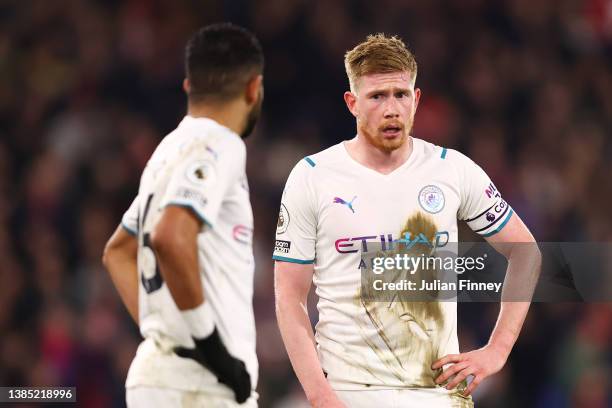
[
  {"x1": 273, "y1": 138, "x2": 512, "y2": 391},
  {"x1": 121, "y1": 115, "x2": 257, "y2": 394}
]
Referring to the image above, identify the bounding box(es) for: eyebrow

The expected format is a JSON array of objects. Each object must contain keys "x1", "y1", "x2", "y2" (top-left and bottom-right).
[{"x1": 365, "y1": 87, "x2": 412, "y2": 97}]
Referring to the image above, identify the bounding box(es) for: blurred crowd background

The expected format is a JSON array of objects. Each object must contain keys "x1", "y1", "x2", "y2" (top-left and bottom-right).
[{"x1": 1, "y1": 0, "x2": 611, "y2": 407}]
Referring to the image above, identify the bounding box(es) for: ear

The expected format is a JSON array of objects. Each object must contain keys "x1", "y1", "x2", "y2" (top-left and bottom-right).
[
  {"x1": 245, "y1": 74, "x2": 263, "y2": 105},
  {"x1": 183, "y1": 78, "x2": 190, "y2": 94},
  {"x1": 414, "y1": 87, "x2": 421, "y2": 111},
  {"x1": 344, "y1": 91, "x2": 358, "y2": 118}
]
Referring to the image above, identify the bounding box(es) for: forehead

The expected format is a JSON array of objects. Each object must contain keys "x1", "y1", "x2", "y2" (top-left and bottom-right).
[{"x1": 357, "y1": 71, "x2": 414, "y2": 91}]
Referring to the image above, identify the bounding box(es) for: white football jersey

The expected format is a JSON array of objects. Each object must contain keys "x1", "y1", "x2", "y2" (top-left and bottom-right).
[
  {"x1": 121, "y1": 115, "x2": 257, "y2": 394},
  {"x1": 273, "y1": 138, "x2": 512, "y2": 391}
]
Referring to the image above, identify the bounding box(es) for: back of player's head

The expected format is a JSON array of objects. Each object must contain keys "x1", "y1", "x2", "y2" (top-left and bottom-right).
[
  {"x1": 344, "y1": 33, "x2": 417, "y2": 92},
  {"x1": 185, "y1": 23, "x2": 264, "y2": 102}
]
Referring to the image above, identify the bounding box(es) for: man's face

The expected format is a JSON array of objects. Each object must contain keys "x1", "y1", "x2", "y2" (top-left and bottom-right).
[{"x1": 345, "y1": 71, "x2": 420, "y2": 152}]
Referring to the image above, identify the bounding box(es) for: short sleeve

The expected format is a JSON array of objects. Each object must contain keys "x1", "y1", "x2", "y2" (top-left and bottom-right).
[
  {"x1": 454, "y1": 151, "x2": 514, "y2": 237},
  {"x1": 121, "y1": 195, "x2": 139, "y2": 236},
  {"x1": 273, "y1": 159, "x2": 317, "y2": 264},
  {"x1": 160, "y1": 137, "x2": 245, "y2": 229}
]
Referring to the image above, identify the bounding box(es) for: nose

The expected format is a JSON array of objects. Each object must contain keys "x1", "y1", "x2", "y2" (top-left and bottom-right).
[{"x1": 383, "y1": 98, "x2": 400, "y2": 118}]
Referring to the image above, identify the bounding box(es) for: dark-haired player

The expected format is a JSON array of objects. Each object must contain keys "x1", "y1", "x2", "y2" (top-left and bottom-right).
[{"x1": 103, "y1": 23, "x2": 263, "y2": 407}]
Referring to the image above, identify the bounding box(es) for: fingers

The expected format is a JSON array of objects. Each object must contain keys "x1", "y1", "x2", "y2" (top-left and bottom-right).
[
  {"x1": 445, "y1": 366, "x2": 476, "y2": 390},
  {"x1": 431, "y1": 353, "x2": 463, "y2": 370},
  {"x1": 463, "y1": 375, "x2": 482, "y2": 396},
  {"x1": 434, "y1": 361, "x2": 468, "y2": 385}
]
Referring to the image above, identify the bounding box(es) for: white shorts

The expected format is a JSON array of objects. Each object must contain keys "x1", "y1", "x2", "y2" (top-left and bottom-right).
[
  {"x1": 336, "y1": 388, "x2": 473, "y2": 408},
  {"x1": 126, "y1": 386, "x2": 258, "y2": 408}
]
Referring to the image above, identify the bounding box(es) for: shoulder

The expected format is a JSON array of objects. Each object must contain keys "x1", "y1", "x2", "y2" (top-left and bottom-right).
[
  {"x1": 414, "y1": 137, "x2": 458, "y2": 162},
  {"x1": 283, "y1": 143, "x2": 344, "y2": 193},
  {"x1": 301, "y1": 142, "x2": 345, "y2": 169},
  {"x1": 288, "y1": 142, "x2": 343, "y2": 175},
  {"x1": 415, "y1": 138, "x2": 476, "y2": 171},
  {"x1": 179, "y1": 122, "x2": 246, "y2": 161}
]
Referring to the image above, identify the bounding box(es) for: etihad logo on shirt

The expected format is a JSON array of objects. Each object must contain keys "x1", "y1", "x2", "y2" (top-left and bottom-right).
[
  {"x1": 335, "y1": 231, "x2": 449, "y2": 253},
  {"x1": 333, "y1": 196, "x2": 357, "y2": 213}
]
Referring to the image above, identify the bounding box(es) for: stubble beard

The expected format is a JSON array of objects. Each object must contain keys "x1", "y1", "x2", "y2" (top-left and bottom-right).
[{"x1": 359, "y1": 115, "x2": 414, "y2": 153}]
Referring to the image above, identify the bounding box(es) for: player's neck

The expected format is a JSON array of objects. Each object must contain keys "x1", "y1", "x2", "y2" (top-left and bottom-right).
[
  {"x1": 345, "y1": 134, "x2": 413, "y2": 175},
  {"x1": 187, "y1": 100, "x2": 245, "y2": 137}
]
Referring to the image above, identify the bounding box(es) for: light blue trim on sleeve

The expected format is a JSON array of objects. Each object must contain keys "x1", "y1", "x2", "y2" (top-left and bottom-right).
[
  {"x1": 121, "y1": 222, "x2": 138, "y2": 236},
  {"x1": 273, "y1": 255, "x2": 315, "y2": 264},
  {"x1": 304, "y1": 157, "x2": 316, "y2": 167},
  {"x1": 163, "y1": 202, "x2": 213, "y2": 229}
]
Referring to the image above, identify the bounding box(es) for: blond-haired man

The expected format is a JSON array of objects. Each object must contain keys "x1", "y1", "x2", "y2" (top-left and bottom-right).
[{"x1": 274, "y1": 34, "x2": 540, "y2": 407}]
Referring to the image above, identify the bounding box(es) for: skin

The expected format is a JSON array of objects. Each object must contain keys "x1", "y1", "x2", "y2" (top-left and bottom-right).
[
  {"x1": 275, "y1": 70, "x2": 541, "y2": 406},
  {"x1": 343, "y1": 71, "x2": 421, "y2": 175},
  {"x1": 102, "y1": 73, "x2": 263, "y2": 319},
  {"x1": 102, "y1": 226, "x2": 139, "y2": 324}
]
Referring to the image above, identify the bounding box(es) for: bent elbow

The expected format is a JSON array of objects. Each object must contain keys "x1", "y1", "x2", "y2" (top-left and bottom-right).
[{"x1": 102, "y1": 241, "x2": 115, "y2": 268}]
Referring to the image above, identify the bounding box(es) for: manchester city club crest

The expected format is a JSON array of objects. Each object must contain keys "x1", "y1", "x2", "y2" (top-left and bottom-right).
[{"x1": 418, "y1": 185, "x2": 445, "y2": 214}]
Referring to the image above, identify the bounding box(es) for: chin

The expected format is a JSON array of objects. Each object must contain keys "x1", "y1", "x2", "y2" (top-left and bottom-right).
[{"x1": 377, "y1": 133, "x2": 407, "y2": 152}]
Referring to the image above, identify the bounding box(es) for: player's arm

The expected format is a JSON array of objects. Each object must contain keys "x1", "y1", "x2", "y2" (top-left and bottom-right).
[
  {"x1": 151, "y1": 206, "x2": 203, "y2": 309},
  {"x1": 434, "y1": 151, "x2": 541, "y2": 396},
  {"x1": 275, "y1": 261, "x2": 347, "y2": 408},
  {"x1": 434, "y1": 219, "x2": 541, "y2": 396},
  {"x1": 102, "y1": 225, "x2": 139, "y2": 324}
]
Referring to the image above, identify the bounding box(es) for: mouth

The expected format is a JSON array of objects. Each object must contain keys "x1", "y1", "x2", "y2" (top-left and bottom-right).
[{"x1": 381, "y1": 124, "x2": 403, "y2": 138}]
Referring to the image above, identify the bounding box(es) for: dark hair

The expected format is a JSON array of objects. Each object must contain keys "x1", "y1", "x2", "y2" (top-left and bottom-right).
[{"x1": 185, "y1": 23, "x2": 264, "y2": 102}]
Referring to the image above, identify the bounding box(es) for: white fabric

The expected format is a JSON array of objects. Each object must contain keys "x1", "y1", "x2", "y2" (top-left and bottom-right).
[
  {"x1": 273, "y1": 138, "x2": 511, "y2": 391},
  {"x1": 123, "y1": 116, "x2": 257, "y2": 394},
  {"x1": 126, "y1": 384, "x2": 258, "y2": 408},
  {"x1": 336, "y1": 388, "x2": 473, "y2": 408}
]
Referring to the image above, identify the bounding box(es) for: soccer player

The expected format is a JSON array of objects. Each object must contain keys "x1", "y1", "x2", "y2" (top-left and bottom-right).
[
  {"x1": 102, "y1": 23, "x2": 263, "y2": 407},
  {"x1": 274, "y1": 34, "x2": 540, "y2": 407}
]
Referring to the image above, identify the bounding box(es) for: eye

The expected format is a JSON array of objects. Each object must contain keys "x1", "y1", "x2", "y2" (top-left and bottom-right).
[
  {"x1": 395, "y1": 92, "x2": 408, "y2": 98},
  {"x1": 371, "y1": 93, "x2": 383, "y2": 100}
]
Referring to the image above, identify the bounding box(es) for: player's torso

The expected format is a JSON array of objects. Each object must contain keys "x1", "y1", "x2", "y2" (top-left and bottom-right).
[
  {"x1": 309, "y1": 139, "x2": 462, "y2": 390},
  {"x1": 312, "y1": 140, "x2": 460, "y2": 291}
]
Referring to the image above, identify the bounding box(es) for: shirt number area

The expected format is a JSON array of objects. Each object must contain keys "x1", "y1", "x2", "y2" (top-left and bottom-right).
[{"x1": 138, "y1": 193, "x2": 164, "y2": 294}]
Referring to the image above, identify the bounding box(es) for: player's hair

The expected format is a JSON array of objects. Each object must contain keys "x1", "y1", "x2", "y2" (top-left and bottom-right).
[
  {"x1": 344, "y1": 33, "x2": 417, "y2": 92},
  {"x1": 185, "y1": 23, "x2": 264, "y2": 102}
]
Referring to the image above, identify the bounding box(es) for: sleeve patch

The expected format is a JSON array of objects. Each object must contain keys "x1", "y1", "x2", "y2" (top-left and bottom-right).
[{"x1": 274, "y1": 240, "x2": 291, "y2": 253}]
